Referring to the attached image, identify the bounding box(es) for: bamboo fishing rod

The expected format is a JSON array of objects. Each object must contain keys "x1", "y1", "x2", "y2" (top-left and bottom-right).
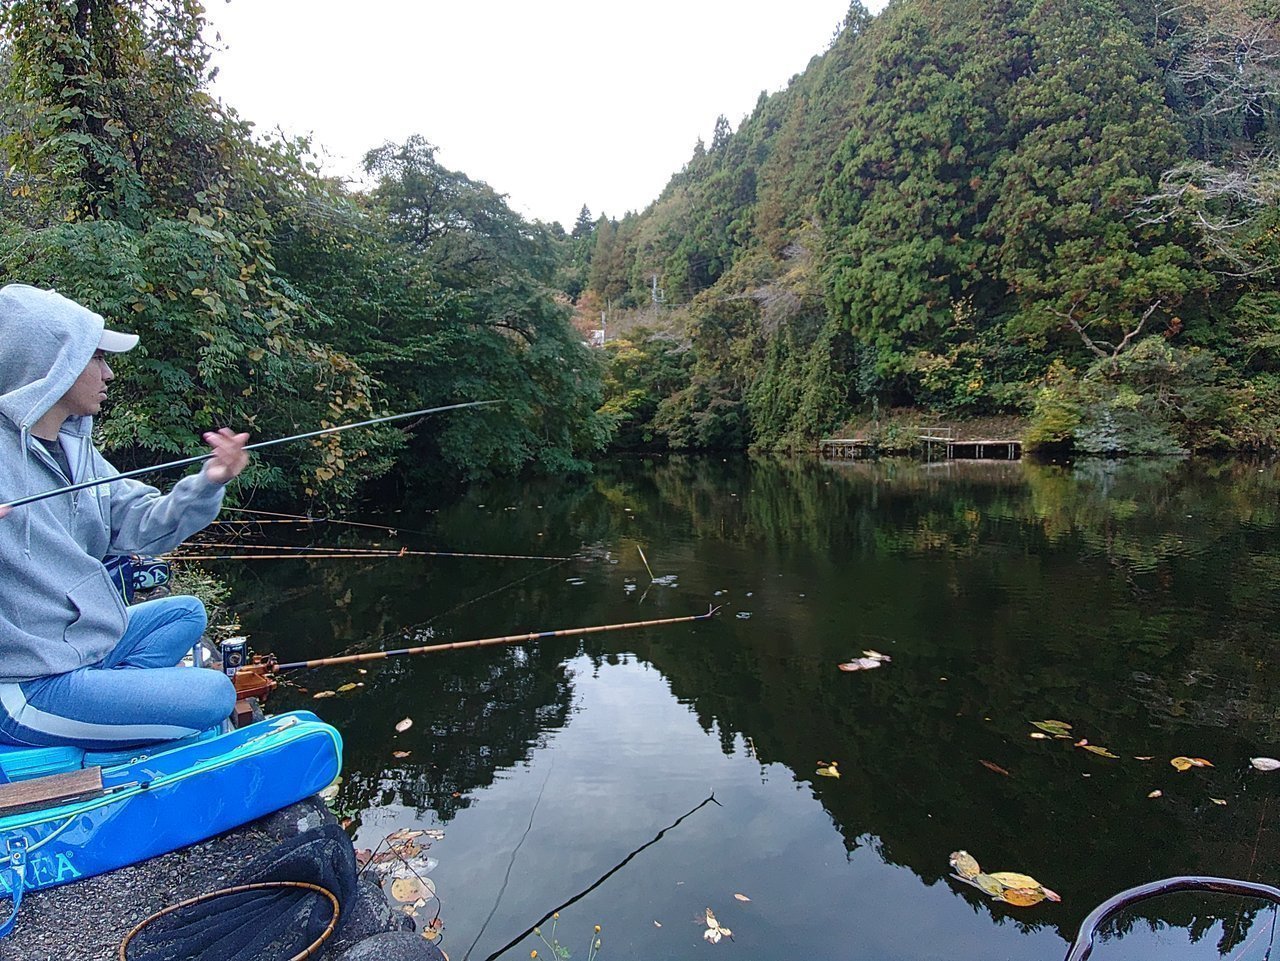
[
  {"x1": 172, "y1": 543, "x2": 572, "y2": 562},
  {"x1": 2, "y1": 400, "x2": 500, "y2": 510},
  {"x1": 232, "y1": 607, "x2": 720, "y2": 699}
]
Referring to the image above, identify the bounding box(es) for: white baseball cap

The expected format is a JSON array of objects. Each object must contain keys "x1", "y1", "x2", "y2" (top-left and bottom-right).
[{"x1": 97, "y1": 328, "x2": 139, "y2": 352}]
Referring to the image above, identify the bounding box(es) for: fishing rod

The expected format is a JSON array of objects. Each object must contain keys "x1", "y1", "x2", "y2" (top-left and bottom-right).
[
  {"x1": 172, "y1": 544, "x2": 572, "y2": 562},
  {"x1": 230, "y1": 606, "x2": 721, "y2": 701},
  {"x1": 2, "y1": 400, "x2": 501, "y2": 510}
]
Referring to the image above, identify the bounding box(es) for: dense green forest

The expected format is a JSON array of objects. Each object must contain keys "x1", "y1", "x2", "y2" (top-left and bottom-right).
[
  {"x1": 0, "y1": 0, "x2": 611, "y2": 507},
  {"x1": 2, "y1": 0, "x2": 1276, "y2": 506},
  {"x1": 584, "y1": 0, "x2": 1280, "y2": 455}
]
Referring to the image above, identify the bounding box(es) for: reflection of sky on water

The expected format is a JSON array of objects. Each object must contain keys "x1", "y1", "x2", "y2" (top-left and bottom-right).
[{"x1": 357, "y1": 657, "x2": 1067, "y2": 961}]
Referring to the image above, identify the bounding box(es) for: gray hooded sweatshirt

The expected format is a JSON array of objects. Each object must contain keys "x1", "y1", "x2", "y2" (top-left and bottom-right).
[{"x1": 0, "y1": 284, "x2": 226, "y2": 683}]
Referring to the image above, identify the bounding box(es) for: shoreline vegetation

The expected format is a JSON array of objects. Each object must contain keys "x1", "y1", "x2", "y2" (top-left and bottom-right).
[{"x1": 0, "y1": 0, "x2": 1275, "y2": 521}]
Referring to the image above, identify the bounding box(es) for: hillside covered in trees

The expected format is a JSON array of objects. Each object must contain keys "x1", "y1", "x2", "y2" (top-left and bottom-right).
[
  {"x1": 0, "y1": 1, "x2": 611, "y2": 507},
  {"x1": 583, "y1": 0, "x2": 1280, "y2": 455}
]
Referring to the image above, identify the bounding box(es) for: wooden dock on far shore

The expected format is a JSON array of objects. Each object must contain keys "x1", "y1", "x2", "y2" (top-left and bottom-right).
[{"x1": 820, "y1": 427, "x2": 1022, "y2": 461}]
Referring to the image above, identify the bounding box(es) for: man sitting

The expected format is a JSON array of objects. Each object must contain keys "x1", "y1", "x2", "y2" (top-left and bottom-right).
[{"x1": 0, "y1": 284, "x2": 248, "y2": 749}]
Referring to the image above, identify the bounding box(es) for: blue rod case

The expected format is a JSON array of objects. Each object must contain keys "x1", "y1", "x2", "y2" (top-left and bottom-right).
[{"x1": 0, "y1": 711, "x2": 342, "y2": 937}]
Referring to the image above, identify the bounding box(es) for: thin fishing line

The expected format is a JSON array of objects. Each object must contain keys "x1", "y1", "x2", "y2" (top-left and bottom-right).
[
  {"x1": 462, "y1": 759, "x2": 555, "y2": 961},
  {"x1": 481, "y1": 793, "x2": 722, "y2": 961},
  {"x1": 312, "y1": 557, "x2": 575, "y2": 661},
  {"x1": 1249, "y1": 796, "x2": 1270, "y2": 880},
  {"x1": 223, "y1": 506, "x2": 443, "y2": 538}
]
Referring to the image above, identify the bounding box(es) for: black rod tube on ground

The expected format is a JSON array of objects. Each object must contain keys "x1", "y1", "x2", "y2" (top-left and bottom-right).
[{"x1": 2, "y1": 400, "x2": 500, "y2": 510}]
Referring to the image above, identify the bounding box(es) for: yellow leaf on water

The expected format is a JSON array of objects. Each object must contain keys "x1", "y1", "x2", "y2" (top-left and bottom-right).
[
  {"x1": 988, "y1": 872, "x2": 1042, "y2": 889},
  {"x1": 1171, "y1": 756, "x2": 1195, "y2": 771},
  {"x1": 1000, "y1": 887, "x2": 1046, "y2": 907},
  {"x1": 816, "y1": 761, "x2": 840, "y2": 778},
  {"x1": 703, "y1": 908, "x2": 732, "y2": 944},
  {"x1": 949, "y1": 851, "x2": 982, "y2": 880},
  {"x1": 1081, "y1": 745, "x2": 1119, "y2": 759},
  {"x1": 337, "y1": 683, "x2": 357, "y2": 693},
  {"x1": 391, "y1": 876, "x2": 436, "y2": 903},
  {"x1": 1031, "y1": 720, "x2": 1073, "y2": 737},
  {"x1": 972, "y1": 873, "x2": 1008, "y2": 897}
]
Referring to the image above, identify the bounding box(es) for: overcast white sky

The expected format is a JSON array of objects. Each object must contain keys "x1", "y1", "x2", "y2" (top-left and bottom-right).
[{"x1": 202, "y1": 1, "x2": 887, "y2": 228}]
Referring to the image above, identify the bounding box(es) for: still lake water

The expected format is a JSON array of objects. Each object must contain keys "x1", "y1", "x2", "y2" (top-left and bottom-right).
[{"x1": 220, "y1": 455, "x2": 1280, "y2": 961}]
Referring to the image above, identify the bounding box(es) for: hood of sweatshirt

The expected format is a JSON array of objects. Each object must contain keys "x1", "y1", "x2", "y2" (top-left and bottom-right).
[{"x1": 0, "y1": 284, "x2": 106, "y2": 438}]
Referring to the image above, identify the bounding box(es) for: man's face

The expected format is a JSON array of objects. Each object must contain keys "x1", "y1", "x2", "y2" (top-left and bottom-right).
[{"x1": 61, "y1": 350, "x2": 114, "y2": 417}]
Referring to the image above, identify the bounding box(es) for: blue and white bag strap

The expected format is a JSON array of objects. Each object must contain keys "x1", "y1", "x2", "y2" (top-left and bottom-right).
[{"x1": 0, "y1": 836, "x2": 28, "y2": 939}]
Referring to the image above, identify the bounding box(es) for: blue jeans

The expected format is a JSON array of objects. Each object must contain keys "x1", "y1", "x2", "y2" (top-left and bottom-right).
[{"x1": 0, "y1": 595, "x2": 236, "y2": 750}]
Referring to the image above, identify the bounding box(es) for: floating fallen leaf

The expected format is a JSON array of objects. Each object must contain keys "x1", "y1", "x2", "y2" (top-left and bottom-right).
[
  {"x1": 838, "y1": 658, "x2": 884, "y2": 672},
  {"x1": 387, "y1": 829, "x2": 424, "y2": 843},
  {"x1": 989, "y1": 872, "x2": 1042, "y2": 889},
  {"x1": 733, "y1": 893, "x2": 751, "y2": 902},
  {"x1": 318, "y1": 777, "x2": 343, "y2": 801},
  {"x1": 1081, "y1": 745, "x2": 1119, "y2": 759},
  {"x1": 861, "y1": 650, "x2": 892, "y2": 662},
  {"x1": 1029, "y1": 732, "x2": 1049, "y2": 740},
  {"x1": 950, "y1": 854, "x2": 1060, "y2": 907},
  {"x1": 979, "y1": 760, "x2": 1011, "y2": 777},
  {"x1": 313, "y1": 690, "x2": 336, "y2": 699},
  {"x1": 1148, "y1": 790, "x2": 1163, "y2": 798},
  {"x1": 1134, "y1": 756, "x2": 1155, "y2": 761},
  {"x1": 1251, "y1": 757, "x2": 1280, "y2": 772},
  {"x1": 816, "y1": 761, "x2": 840, "y2": 778},
  {"x1": 1171, "y1": 756, "x2": 1214, "y2": 771},
  {"x1": 1211, "y1": 797, "x2": 1228, "y2": 806},
  {"x1": 654, "y1": 920, "x2": 662, "y2": 927},
  {"x1": 393, "y1": 750, "x2": 412, "y2": 759},
  {"x1": 1000, "y1": 887, "x2": 1046, "y2": 907},
  {"x1": 949, "y1": 851, "x2": 981, "y2": 880},
  {"x1": 390, "y1": 876, "x2": 435, "y2": 903},
  {"x1": 395, "y1": 717, "x2": 413, "y2": 733},
  {"x1": 423, "y1": 829, "x2": 445, "y2": 840},
  {"x1": 422, "y1": 928, "x2": 440, "y2": 941},
  {"x1": 1031, "y1": 720, "x2": 1073, "y2": 737},
  {"x1": 972, "y1": 873, "x2": 1008, "y2": 897},
  {"x1": 337, "y1": 683, "x2": 357, "y2": 693},
  {"x1": 703, "y1": 908, "x2": 732, "y2": 944}
]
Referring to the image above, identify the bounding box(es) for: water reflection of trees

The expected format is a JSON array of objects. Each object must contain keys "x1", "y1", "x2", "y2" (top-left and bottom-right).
[
  {"x1": 227, "y1": 454, "x2": 1280, "y2": 948},
  {"x1": 606, "y1": 455, "x2": 1280, "y2": 945}
]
